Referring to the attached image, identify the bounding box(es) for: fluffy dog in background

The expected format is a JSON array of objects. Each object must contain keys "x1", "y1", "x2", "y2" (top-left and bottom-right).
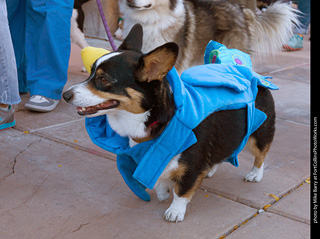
[{"x1": 120, "y1": 0, "x2": 299, "y2": 72}]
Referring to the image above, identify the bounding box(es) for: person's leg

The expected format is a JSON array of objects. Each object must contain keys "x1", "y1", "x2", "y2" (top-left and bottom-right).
[
  {"x1": 0, "y1": 0, "x2": 21, "y2": 130},
  {"x1": 6, "y1": 0, "x2": 28, "y2": 94},
  {"x1": 283, "y1": 0, "x2": 310, "y2": 51},
  {"x1": 295, "y1": 0, "x2": 310, "y2": 35},
  {"x1": 0, "y1": 0, "x2": 20, "y2": 105},
  {"x1": 25, "y1": 0, "x2": 73, "y2": 101}
]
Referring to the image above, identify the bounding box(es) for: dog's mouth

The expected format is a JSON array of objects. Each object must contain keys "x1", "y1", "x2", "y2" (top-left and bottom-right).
[
  {"x1": 77, "y1": 100, "x2": 119, "y2": 116},
  {"x1": 127, "y1": 3, "x2": 152, "y2": 9}
]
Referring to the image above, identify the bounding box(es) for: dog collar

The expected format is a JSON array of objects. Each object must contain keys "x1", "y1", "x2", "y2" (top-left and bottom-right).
[{"x1": 147, "y1": 120, "x2": 159, "y2": 128}]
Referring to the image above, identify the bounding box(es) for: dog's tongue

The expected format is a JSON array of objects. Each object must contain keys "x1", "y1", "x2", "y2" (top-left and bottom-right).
[{"x1": 77, "y1": 100, "x2": 119, "y2": 115}]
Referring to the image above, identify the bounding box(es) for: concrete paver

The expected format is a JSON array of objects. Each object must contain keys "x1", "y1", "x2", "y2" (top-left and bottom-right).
[
  {"x1": 272, "y1": 79, "x2": 310, "y2": 125},
  {"x1": 34, "y1": 118, "x2": 113, "y2": 160},
  {"x1": 0, "y1": 36, "x2": 310, "y2": 239},
  {"x1": 61, "y1": 190, "x2": 257, "y2": 239},
  {"x1": 253, "y1": 39, "x2": 310, "y2": 76},
  {"x1": 268, "y1": 183, "x2": 310, "y2": 224},
  {"x1": 0, "y1": 131, "x2": 257, "y2": 239},
  {"x1": 14, "y1": 94, "x2": 79, "y2": 132},
  {"x1": 227, "y1": 212, "x2": 310, "y2": 239}
]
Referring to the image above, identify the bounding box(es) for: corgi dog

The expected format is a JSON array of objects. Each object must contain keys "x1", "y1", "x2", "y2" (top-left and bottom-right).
[
  {"x1": 120, "y1": 0, "x2": 298, "y2": 73},
  {"x1": 63, "y1": 25, "x2": 276, "y2": 222}
]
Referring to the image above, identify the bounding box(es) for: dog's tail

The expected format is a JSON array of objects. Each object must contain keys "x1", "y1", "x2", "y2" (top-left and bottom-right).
[{"x1": 244, "y1": 2, "x2": 300, "y2": 55}]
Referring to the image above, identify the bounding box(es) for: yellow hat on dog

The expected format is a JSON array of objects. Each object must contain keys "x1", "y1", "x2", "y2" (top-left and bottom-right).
[{"x1": 81, "y1": 47, "x2": 111, "y2": 74}]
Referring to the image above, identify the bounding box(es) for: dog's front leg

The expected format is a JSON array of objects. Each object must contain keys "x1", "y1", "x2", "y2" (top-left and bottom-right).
[
  {"x1": 164, "y1": 190, "x2": 189, "y2": 222},
  {"x1": 154, "y1": 178, "x2": 173, "y2": 202},
  {"x1": 154, "y1": 154, "x2": 180, "y2": 202},
  {"x1": 164, "y1": 168, "x2": 207, "y2": 222}
]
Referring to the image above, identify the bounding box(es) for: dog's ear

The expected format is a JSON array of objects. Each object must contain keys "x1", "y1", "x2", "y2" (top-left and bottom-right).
[
  {"x1": 136, "y1": 42, "x2": 179, "y2": 82},
  {"x1": 118, "y1": 24, "x2": 143, "y2": 52}
]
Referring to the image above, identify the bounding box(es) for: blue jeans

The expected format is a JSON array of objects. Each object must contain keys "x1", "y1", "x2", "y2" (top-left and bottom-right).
[
  {"x1": 295, "y1": 0, "x2": 311, "y2": 35},
  {"x1": 0, "y1": 0, "x2": 20, "y2": 105},
  {"x1": 6, "y1": 0, "x2": 74, "y2": 100}
]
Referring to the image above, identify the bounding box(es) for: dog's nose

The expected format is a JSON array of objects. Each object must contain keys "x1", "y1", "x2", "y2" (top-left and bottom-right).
[{"x1": 63, "y1": 90, "x2": 74, "y2": 103}]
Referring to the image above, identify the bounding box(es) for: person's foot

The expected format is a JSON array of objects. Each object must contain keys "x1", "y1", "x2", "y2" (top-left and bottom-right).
[
  {"x1": 283, "y1": 34, "x2": 304, "y2": 51},
  {"x1": 0, "y1": 105, "x2": 16, "y2": 130},
  {"x1": 25, "y1": 95, "x2": 60, "y2": 112}
]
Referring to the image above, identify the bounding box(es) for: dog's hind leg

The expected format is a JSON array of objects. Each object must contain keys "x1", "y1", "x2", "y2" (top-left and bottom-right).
[
  {"x1": 245, "y1": 87, "x2": 276, "y2": 182},
  {"x1": 206, "y1": 163, "x2": 220, "y2": 178},
  {"x1": 245, "y1": 137, "x2": 271, "y2": 182}
]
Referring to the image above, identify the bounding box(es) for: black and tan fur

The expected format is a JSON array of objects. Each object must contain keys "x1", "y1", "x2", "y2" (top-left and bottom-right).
[{"x1": 63, "y1": 24, "x2": 276, "y2": 222}]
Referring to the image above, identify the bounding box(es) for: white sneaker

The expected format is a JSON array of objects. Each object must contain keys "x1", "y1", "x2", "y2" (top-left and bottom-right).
[{"x1": 25, "y1": 95, "x2": 60, "y2": 112}]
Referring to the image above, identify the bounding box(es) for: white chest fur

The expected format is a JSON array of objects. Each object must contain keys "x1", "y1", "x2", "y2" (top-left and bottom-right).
[
  {"x1": 108, "y1": 109, "x2": 180, "y2": 203},
  {"x1": 107, "y1": 110, "x2": 150, "y2": 139}
]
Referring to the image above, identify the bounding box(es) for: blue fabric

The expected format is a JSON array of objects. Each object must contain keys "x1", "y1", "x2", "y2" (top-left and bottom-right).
[
  {"x1": 6, "y1": 0, "x2": 73, "y2": 99},
  {"x1": 85, "y1": 41, "x2": 279, "y2": 201},
  {"x1": 295, "y1": 0, "x2": 310, "y2": 35},
  {"x1": 204, "y1": 41, "x2": 253, "y2": 68}
]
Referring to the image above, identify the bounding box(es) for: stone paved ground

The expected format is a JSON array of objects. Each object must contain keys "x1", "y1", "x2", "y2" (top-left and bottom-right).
[{"x1": 0, "y1": 38, "x2": 310, "y2": 239}]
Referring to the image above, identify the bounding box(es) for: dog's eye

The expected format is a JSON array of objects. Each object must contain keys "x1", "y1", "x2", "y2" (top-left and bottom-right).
[
  {"x1": 95, "y1": 75, "x2": 115, "y2": 89},
  {"x1": 96, "y1": 77, "x2": 109, "y2": 86}
]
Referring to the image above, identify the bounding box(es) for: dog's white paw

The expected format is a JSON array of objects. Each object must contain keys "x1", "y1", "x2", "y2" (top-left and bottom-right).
[
  {"x1": 154, "y1": 179, "x2": 172, "y2": 202},
  {"x1": 244, "y1": 165, "x2": 264, "y2": 182},
  {"x1": 164, "y1": 206, "x2": 186, "y2": 222},
  {"x1": 163, "y1": 191, "x2": 189, "y2": 223},
  {"x1": 157, "y1": 190, "x2": 170, "y2": 202},
  {"x1": 206, "y1": 164, "x2": 219, "y2": 178}
]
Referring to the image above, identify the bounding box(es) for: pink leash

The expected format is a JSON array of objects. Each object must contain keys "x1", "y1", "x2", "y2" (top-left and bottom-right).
[{"x1": 96, "y1": 0, "x2": 118, "y2": 51}]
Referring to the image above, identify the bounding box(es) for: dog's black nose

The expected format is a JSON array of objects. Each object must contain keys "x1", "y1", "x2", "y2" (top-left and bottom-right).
[{"x1": 63, "y1": 90, "x2": 73, "y2": 103}]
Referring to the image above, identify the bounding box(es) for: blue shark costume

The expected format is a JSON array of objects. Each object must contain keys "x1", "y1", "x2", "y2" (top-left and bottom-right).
[{"x1": 85, "y1": 41, "x2": 278, "y2": 201}]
